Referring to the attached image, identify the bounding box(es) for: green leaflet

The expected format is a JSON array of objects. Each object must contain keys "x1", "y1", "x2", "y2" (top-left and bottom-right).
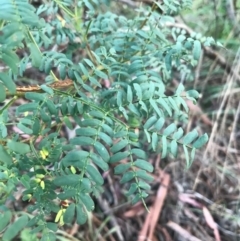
[
  {"x1": 25, "y1": 92, "x2": 46, "y2": 102},
  {"x1": 46, "y1": 99, "x2": 58, "y2": 115},
  {"x1": 131, "y1": 148, "x2": 146, "y2": 159},
  {"x1": 41, "y1": 232, "x2": 56, "y2": 241},
  {"x1": 110, "y1": 151, "x2": 129, "y2": 163},
  {"x1": 186, "y1": 90, "x2": 199, "y2": 99},
  {"x1": 117, "y1": 89, "x2": 123, "y2": 107},
  {"x1": 0, "y1": 83, "x2": 6, "y2": 102},
  {"x1": 32, "y1": 118, "x2": 40, "y2": 135},
  {"x1": 173, "y1": 127, "x2": 184, "y2": 140},
  {"x1": 163, "y1": 123, "x2": 177, "y2": 136},
  {"x1": 70, "y1": 136, "x2": 94, "y2": 146},
  {"x1": 0, "y1": 211, "x2": 12, "y2": 232},
  {"x1": 40, "y1": 84, "x2": 54, "y2": 95},
  {"x1": 81, "y1": 119, "x2": 101, "y2": 127},
  {"x1": 150, "y1": 98, "x2": 162, "y2": 117},
  {"x1": 58, "y1": 190, "x2": 76, "y2": 200},
  {"x1": 0, "y1": 73, "x2": 16, "y2": 94},
  {"x1": 61, "y1": 150, "x2": 89, "y2": 168},
  {"x1": 138, "y1": 180, "x2": 151, "y2": 190},
  {"x1": 98, "y1": 132, "x2": 113, "y2": 146},
  {"x1": 7, "y1": 140, "x2": 30, "y2": 154},
  {"x1": 76, "y1": 204, "x2": 87, "y2": 225},
  {"x1": 168, "y1": 97, "x2": 179, "y2": 113},
  {"x1": 86, "y1": 165, "x2": 104, "y2": 185},
  {"x1": 110, "y1": 139, "x2": 128, "y2": 153},
  {"x1": 161, "y1": 135, "x2": 167, "y2": 158},
  {"x1": 193, "y1": 40, "x2": 201, "y2": 60},
  {"x1": 120, "y1": 171, "x2": 135, "y2": 184},
  {"x1": 28, "y1": 42, "x2": 41, "y2": 67},
  {"x1": 63, "y1": 116, "x2": 73, "y2": 129},
  {"x1": 193, "y1": 133, "x2": 208, "y2": 148},
  {"x1": 91, "y1": 152, "x2": 109, "y2": 171},
  {"x1": 80, "y1": 193, "x2": 95, "y2": 211},
  {"x1": 135, "y1": 170, "x2": 154, "y2": 182},
  {"x1": 81, "y1": 178, "x2": 91, "y2": 191},
  {"x1": 94, "y1": 141, "x2": 110, "y2": 162},
  {"x1": 63, "y1": 203, "x2": 75, "y2": 224},
  {"x1": 127, "y1": 183, "x2": 138, "y2": 196},
  {"x1": 76, "y1": 127, "x2": 97, "y2": 136},
  {"x1": 2, "y1": 215, "x2": 29, "y2": 241},
  {"x1": 156, "y1": 98, "x2": 172, "y2": 116},
  {"x1": 102, "y1": 123, "x2": 114, "y2": 136},
  {"x1": 133, "y1": 83, "x2": 142, "y2": 100},
  {"x1": 131, "y1": 193, "x2": 142, "y2": 204},
  {"x1": 182, "y1": 129, "x2": 199, "y2": 145},
  {"x1": 144, "y1": 116, "x2": 157, "y2": 130},
  {"x1": 134, "y1": 159, "x2": 154, "y2": 173},
  {"x1": 0, "y1": 145, "x2": 13, "y2": 165},
  {"x1": 53, "y1": 174, "x2": 80, "y2": 186},
  {"x1": 114, "y1": 130, "x2": 128, "y2": 138},
  {"x1": 153, "y1": 117, "x2": 165, "y2": 131},
  {"x1": 144, "y1": 129, "x2": 151, "y2": 143},
  {"x1": 114, "y1": 163, "x2": 131, "y2": 174},
  {"x1": 151, "y1": 132, "x2": 158, "y2": 151},
  {"x1": 46, "y1": 222, "x2": 58, "y2": 232},
  {"x1": 17, "y1": 103, "x2": 39, "y2": 113},
  {"x1": 170, "y1": 140, "x2": 178, "y2": 157},
  {"x1": 127, "y1": 85, "x2": 133, "y2": 103},
  {"x1": 2, "y1": 33, "x2": 24, "y2": 56}
]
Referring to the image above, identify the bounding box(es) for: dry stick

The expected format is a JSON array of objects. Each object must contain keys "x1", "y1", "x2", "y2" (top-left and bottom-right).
[
  {"x1": 148, "y1": 172, "x2": 170, "y2": 239},
  {"x1": 138, "y1": 206, "x2": 153, "y2": 241},
  {"x1": 6, "y1": 79, "x2": 74, "y2": 98},
  {"x1": 137, "y1": 172, "x2": 170, "y2": 241},
  {"x1": 166, "y1": 221, "x2": 202, "y2": 241}
]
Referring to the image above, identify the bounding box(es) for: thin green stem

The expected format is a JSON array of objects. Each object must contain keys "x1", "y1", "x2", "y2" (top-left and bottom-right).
[{"x1": 0, "y1": 96, "x2": 18, "y2": 115}]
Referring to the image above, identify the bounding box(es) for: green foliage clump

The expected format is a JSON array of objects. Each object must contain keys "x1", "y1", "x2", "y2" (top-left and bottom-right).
[{"x1": 0, "y1": 0, "x2": 217, "y2": 240}]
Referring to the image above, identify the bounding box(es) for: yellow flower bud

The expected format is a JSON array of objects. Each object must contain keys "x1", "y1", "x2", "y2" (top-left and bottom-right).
[
  {"x1": 34, "y1": 178, "x2": 41, "y2": 183},
  {"x1": 40, "y1": 150, "x2": 46, "y2": 159},
  {"x1": 70, "y1": 165, "x2": 76, "y2": 174},
  {"x1": 40, "y1": 180, "x2": 45, "y2": 189},
  {"x1": 59, "y1": 214, "x2": 64, "y2": 226},
  {"x1": 27, "y1": 194, "x2": 32, "y2": 200},
  {"x1": 40, "y1": 148, "x2": 49, "y2": 160},
  {"x1": 36, "y1": 174, "x2": 45, "y2": 179},
  {"x1": 42, "y1": 148, "x2": 49, "y2": 156},
  {"x1": 55, "y1": 209, "x2": 63, "y2": 223}
]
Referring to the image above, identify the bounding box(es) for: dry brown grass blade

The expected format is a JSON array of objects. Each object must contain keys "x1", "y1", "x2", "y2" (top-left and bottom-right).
[
  {"x1": 137, "y1": 172, "x2": 170, "y2": 241},
  {"x1": 138, "y1": 207, "x2": 153, "y2": 241},
  {"x1": 148, "y1": 172, "x2": 170, "y2": 239},
  {"x1": 166, "y1": 221, "x2": 202, "y2": 241},
  {"x1": 123, "y1": 202, "x2": 145, "y2": 218},
  {"x1": 203, "y1": 206, "x2": 221, "y2": 241},
  {"x1": 178, "y1": 193, "x2": 203, "y2": 208},
  {"x1": 161, "y1": 227, "x2": 173, "y2": 241}
]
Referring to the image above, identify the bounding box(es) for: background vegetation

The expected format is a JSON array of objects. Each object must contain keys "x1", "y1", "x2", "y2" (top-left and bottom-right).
[{"x1": 0, "y1": 0, "x2": 240, "y2": 241}]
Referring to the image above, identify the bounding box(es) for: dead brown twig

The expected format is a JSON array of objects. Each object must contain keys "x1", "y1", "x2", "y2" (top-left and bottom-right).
[{"x1": 138, "y1": 171, "x2": 170, "y2": 241}]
